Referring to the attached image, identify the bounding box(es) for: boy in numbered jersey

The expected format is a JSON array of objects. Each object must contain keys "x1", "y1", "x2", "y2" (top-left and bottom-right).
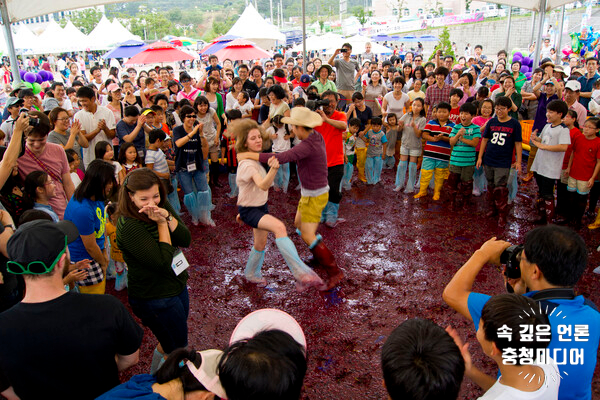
[{"x1": 477, "y1": 96, "x2": 522, "y2": 228}]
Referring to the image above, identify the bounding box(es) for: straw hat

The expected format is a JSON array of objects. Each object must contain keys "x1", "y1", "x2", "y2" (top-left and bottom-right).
[{"x1": 281, "y1": 107, "x2": 323, "y2": 129}]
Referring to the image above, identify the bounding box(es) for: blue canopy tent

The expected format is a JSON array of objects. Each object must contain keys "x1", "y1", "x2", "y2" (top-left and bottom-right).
[
  {"x1": 102, "y1": 39, "x2": 147, "y2": 59},
  {"x1": 200, "y1": 34, "x2": 240, "y2": 55}
]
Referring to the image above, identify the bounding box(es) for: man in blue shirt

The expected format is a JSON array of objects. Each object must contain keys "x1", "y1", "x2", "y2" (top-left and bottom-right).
[
  {"x1": 116, "y1": 105, "x2": 146, "y2": 159},
  {"x1": 577, "y1": 56, "x2": 599, "y2": 110},
  {"x1": 443, "y1": 225, "x2": 599, "y2": 400}
]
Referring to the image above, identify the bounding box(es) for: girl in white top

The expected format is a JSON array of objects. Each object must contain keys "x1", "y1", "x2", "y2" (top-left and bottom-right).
[
  {"x1": 267, "y1": 115, "x2": 291, "y2": 192},
  {"x1": 382, "y1": 77, "x2": 410, "y2": 121},
  {"x1": 226, "y1": 78, "x2": 243, "y2": 111},
  {"x1": 233, "y1": 91, "x2": 254, "y2": 119},
  {"x1": 232, "y1": 119, "x2": 324, "y2": 291},
  {"x1": 194, "y1": 96, "x2": 222, "y2": 187}
]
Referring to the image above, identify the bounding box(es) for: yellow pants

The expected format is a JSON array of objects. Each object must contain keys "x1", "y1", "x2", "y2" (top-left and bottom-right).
[
  {"x1": 356, "y1": 148, "x2": 367, "y2": 182},
  {"x1": 79, "y1": 279, "x2": 106, "y2": 294}
]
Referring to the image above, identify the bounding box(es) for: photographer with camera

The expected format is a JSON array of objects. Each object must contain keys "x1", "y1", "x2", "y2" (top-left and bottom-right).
[
  {"x1": 328, "y1": 43, "x2": 360, "y2": 101},
  {"x1": 442, "y1": 225, "x2": 600, "y2": 400}
]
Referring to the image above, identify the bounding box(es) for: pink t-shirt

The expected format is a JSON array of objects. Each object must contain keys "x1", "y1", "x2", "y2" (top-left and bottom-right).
[
  {"x1": 18, "y1": 143, "x2": 71, "y2": 219},
  {"x1": 472, "y1": 116, "x2": 491, "y2": 152},
  {"x1": 236, "y1": 159, "x2": 269, "y2": 207},
  {"x1": 176, "y1": 88, "x2": 201, "y2": 102}
]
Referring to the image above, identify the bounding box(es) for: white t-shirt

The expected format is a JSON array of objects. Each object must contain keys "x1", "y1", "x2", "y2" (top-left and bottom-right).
[
  {"x1": 74, "y1": 106, "x2": 117, "y2": 168},
  {"x1": 268, "y1": 125, "x2": 291, "y2": 153},
  {"x1": 531, "y1": 123, "x2": 571, "y2": 180},
  {"x1": 234, "y1": 100, "x2": 254, "y2": 117},
  {"x1": 383, "y1": 91, "x2": 410, "y2": 119},
  {"x1": 478, "y1": 362, "x2": 560, "y2": 400}
]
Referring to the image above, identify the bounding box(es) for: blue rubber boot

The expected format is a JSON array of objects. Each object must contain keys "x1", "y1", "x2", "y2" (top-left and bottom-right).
[
  {"x1": 183, "y1": 192, "x2": 201, "y2": 225},
  {"x1": 197, "y1": 191, "x2": 215, "y2": 226},
  {"x1": 365, "y1": 157, "x2": 375, "y2": 184},
  {"x1": 373, "y1": 157, "x2": 383, "y2": 183},
  {"x1": 508, "y1": 168, "x2": 518, "y2": 204},
  {"x1": 228, "y1": 173, "x2": 238, "y2": 198},
  {"x1": 325, "y1": 202, "x2": 343, "y2": 228},
  {"x1": 342, "y1": 162, "x2": 353, "y2": 190},
  {"x1": 405, "y1": 162, "x2": 417, "y2": 193},
  {"x1": 275, "y1": 237, "x2": 325, "y2": 291},
  {"x1": 244, "y1": 247, "x2": 266, "y2": 285},
  {"x1": 281, "y1": 163, "x2": 290, "y2": 193},
  {"x1": 207, "y1": 185, "x2": 216, "y2": 211},
  {"x1": 394, "y1": 160, "x2": 408, "y2": 191},
  {"x1": 320, "y1": 202, "x2": 331, "y2": 223},
  {"x1": 168, "y1": 177, "x2": 181, "y2": 215},
  {"x1": 384, "y1": 156, "x2": 395, "y2": 169}
]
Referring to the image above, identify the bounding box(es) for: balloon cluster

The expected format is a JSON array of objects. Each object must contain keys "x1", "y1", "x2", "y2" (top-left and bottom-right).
[
  {"x1": 568, "y1": 26, "x2": 600, "y2": 59},
  {"x1": 510, "y1": 50, "x2": 534, "y2": 80},
  {"x1": 18, "y1": 70, "x2": 53, "y2": 95}
]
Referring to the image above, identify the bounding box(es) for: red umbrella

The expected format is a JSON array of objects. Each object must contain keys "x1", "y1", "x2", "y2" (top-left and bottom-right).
[
  {"x1": 213, "y1": 39, "x2": 271, "y2": 61},
  {"x1": 125, "y1": 41, "x2": 196, "y2": 65}
]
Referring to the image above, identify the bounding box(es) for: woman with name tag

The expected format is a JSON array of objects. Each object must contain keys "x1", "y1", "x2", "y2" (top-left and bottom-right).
[{"x1": 116, "y1": 167, "x2": 192, "y2": 376}]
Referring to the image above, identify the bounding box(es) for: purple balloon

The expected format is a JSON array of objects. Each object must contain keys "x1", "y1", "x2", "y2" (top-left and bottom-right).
[
  {"x1": 520, "y1": 65, "x2": 529, "y2": 74},
  {"x1": 34, "y1": 73, "x2": 42, "y2": 84},
  {"x1": 47, "y1": 72, "x2": 54, "y2": 81},
  {"x1": 39, "y1": 70, "x2": 48, "y2": 81},
  {"x1": 19, "y1": 70, "x2": 26, "y2": 79},
  {"x1": 522, "y1": 56, "x2": 532, "y2": 67},
  {"x1": 513, "y1": 54, "x2": 523, "y2": 63},
  {"x1": 514, "y1": 52, "x2": 523, "y2": 58},
  {"x1": 24, "y1": 72, "x2": 36, "y2": 84}
]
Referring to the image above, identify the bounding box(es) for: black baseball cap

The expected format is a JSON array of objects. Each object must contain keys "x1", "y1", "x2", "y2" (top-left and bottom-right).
[{"x1": 7, "y1": 220, "x2": 79, "y2": 274}]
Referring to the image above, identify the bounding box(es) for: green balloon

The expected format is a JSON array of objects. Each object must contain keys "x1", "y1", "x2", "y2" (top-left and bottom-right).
[
  {"x1": 32, "y1": 82, "x2": 41, "y2": 95},
  {"x1": 24, "y1": 82, "x2": 33, "y2": 89}
]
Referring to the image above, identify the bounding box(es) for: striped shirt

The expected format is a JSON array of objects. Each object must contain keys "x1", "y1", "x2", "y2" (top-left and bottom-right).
[
  {"x1": 145, "y1": 149, "x2": 169, "y2": 175},
  {"x1": 422, "y1": 120, "x2": 455, "y2": 161},
  {"x1": 449, "y1": 123, "x2": 481, "y2": 167}
]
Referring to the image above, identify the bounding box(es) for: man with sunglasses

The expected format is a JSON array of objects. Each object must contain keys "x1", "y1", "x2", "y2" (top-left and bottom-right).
[{"x1": 0, "y1": 220, "x2": 143, "y2": 400}]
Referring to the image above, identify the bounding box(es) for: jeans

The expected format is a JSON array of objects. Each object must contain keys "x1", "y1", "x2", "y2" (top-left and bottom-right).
[
  {"x1": 177, "y1": 169, "x2": 209, "y2": 194},
  {"x1": 129, "y1": 287, "x2": 189, "y2": 354}
]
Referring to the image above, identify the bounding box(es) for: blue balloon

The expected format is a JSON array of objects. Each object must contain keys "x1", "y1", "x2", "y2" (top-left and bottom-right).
[{"x1": 24, "y1": 72, "x2": 36, "y2": 83}]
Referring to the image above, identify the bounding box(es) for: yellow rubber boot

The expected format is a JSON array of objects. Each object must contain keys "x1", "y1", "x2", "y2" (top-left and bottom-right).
[
  {"x1": 589, "y1": 211, "x2": 600, "y2": 229},
  {"x1": 414, "y1": 169, "x2": 433, "y2": 199},
  {"x1": 356, "y1": 148, "x2": 367, "y2": 182},
  {"x1": 432, "y1": 168, "x2": 446, "y2": 201}
]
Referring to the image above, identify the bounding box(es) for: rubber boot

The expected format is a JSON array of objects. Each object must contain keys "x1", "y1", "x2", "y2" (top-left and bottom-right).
[
  {"x1": 485, "y1": 185, "x2": 497, "y2": 217},
  {"x1": 495, "y1": 187, "x2": 510, "y2": 228},
  {"x1": 432, "y1": 168, "x2": 446, "y2": 201},
  {"x1": 373, "y1": 156, "x2": 383, "y2": 184},
  {"x1": 587, "y1": 181, "x2": 600, "y2": 217},
  {"x1": 209, "y1": 162, "x2": 222, "y2": 187},
  {"x1": 197, "y1": 191, "x2": 215, "y2": 226},
  {"x1": 414, "y1": 169, "x2": 433, "y2": 199},
  {"x1": 168, "y1": 177, "x2": 181, "y2": 215},
  {"x1": 394, "y1": 160, "x2": 408, "y2": 191},
  {"x1": 472, "y1": 166, "x2": 486, "y2": 196},
  {"x1": 365, "y1": 157, "x2": 375, "y2": 184},
  {"x1": 274, "y1": 165, "x2": 283, "y2": 190},
  {"x1": 281, "y1": 163, "x2": 290, "y2": 193},
  {"x1": 356, "y1": 148, "x2": 367, "y2": 182},
  {"x1": 276, "y1": 237, "x2": 325, "y2": 291},
  {"x1": 544, "y1": 199, "x2": 555, "y2": 225},
  {"x1": 183, "y1": 192, "x2": 201, "y2": 225},
  {"x1": 446, "y1": 172, "x2": 460, "y2": 210},
  {"x1": 555, "y1": 180, "x2": 568, "y2": 221},
  {"x1": 570, "y1": 194, "x2": 588, "y2": 229},
  {"x1": 532, "y1": 197, "x2": 547, "y2": 224},
  {"x1": 342, "y1": 162, "x2": 353, "y2": 190},
  {"x1": 589, "y1": 210, "x2": 600, "y2": 229},
  {"x1": 244, "y1": 247, "x2": 266, "y2": 286},
  {"x1": 325, "y1": 202, "x2": 343, "y2": 228},
  {"x1": 150, "y1": 347, "x2": 166, "y2": 375},
  {"x1": 462, "y1": 180, "x2": 473, "y2": 208},
  {"x1": 320, "y1": 202, "x2": 330, "y2": 223},
  {"x1": 228, "y1": 173, "x2": 238, "y2": 198},
  {"x1": 309, "y1": 238, "x2": 344, "y2": 290},
  {"x1": 405, "y1": 162, "x2": 417, "y2": 194},
  {"x1": 507, "y1": 168, "x2": 518, "y2": 204}
]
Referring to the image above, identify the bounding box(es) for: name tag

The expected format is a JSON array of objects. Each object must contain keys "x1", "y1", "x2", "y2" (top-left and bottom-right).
[
  {"x1": 171, "y1": 249, "x2": 190, "y2": 276},
  {"x1": 187, "y1": 162, "x2": 197, "y2": 172},
  {"x1": 138, "y1": 150, "x2": 144, "y2": 159}
]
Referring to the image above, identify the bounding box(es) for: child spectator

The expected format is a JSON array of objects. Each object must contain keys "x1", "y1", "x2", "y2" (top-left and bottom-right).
[
  {"x1": 448, "y1": 88, "x2": 463, "y2": 124},
  {"x1": 268, "y1": 115, "x2": 292, "y2": 192},
  {"x1": 257, "y1": 88, "x2": 270, "y2": 125},
  {"x1": 145, "y1": 129, "x2": 172, "y2": 195},
  {"x1": 555, "y1": 110, "x2": 582, "y2": 223},
  {"x1": 565, "y1": 118, "x2": 600, "y2": 226},
  {"x1": 348, "y1": 92, "x2": 373, "y2": 183},
  {"x1": 221, "y1": 110, "x2": 242, "y2": 198},
  {"x1": 383, "y1": 113, "x2": 399, "y2": 169},
  {"x1": 342, "y1": 118, "x2": 359, "y2": 190},
  {"x1": 414, "y1": 102, "x2": 455, "y2": 200},
  {"x1": 65, "y1": 148, "x2": 84, "y2": 189},
  {"x1": 362, "y1": 116, "x2": 387, "y2": 185},
  {"x1": 24, "y1": 171, "x2": 59, "y2": 222},
  {"x1": 471, "y1": 99, "x2": 494, "y2": 196},
  {"x1": 234, "y1": 91, "x2": 254, "y2": 119},
  {"x1": 382, "y1": 318, "x2": 464, "y2": 400},
  {"x1": 95, "y1": 140, "x2": 122, "y2": 182},
  {"x1": 530, "y1": 100, "x2": 570, "y2": 224},
  {"x1": 447, "y1": 294, "x2": 559, "y2": 399},
  {"x1": 447, "y1": 102, "x2": 481, "y2": 210},
  {"x1": 395, "y1": 99, "x2": 426, "y2": 193},
  {"x1": 117, "y1": 142, "x2": 142, "y2": 185},
  {"x1": 476, "y1": 96, "x2": 522, "y2": 228},
  {"x1": 105, "y1": 202, "x2": 127, "y2": 291},
  {"x1": 151, "y1": 104, "x2": 170, "y2": 136}
]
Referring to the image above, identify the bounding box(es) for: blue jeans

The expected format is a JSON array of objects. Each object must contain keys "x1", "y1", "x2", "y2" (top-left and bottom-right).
[
  {"x1": 128, "y1": 287, "x2": 189, "y2": 354},
  {"x1": 177, "y1": 169, "x2": 209, "y2": 194}
]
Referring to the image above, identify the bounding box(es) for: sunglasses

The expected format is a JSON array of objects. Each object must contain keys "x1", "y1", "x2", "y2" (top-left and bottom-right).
[
  {"x1": 7, "y1": 237, "x2": 67, "y2": 275},
  {"x1": 184, "y1": 114, "x2": 196, "y2": 119}
]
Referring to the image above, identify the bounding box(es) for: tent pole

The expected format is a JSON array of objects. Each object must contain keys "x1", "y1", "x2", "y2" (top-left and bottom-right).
[
  {"x1": 530, "y1": 12, "x2": 536, "y2": 46},
  {"x1": 301, "y1": 0, "x2": 307, "y2": 73},
  {"x1": 0, "y1": 1, "x2": 21, "y2": 84},
  {"x1": 270, "y1": 0, "x2": 274, "y2": 24},
  {"x1": 533, "y1": 0, "x2": 547, "y2": 69},
  {"x1": 557, "y1": 5, "x2": 565, "y2": 54},
  {"x1": 505, "y1": 6, "x2": 512, "y2": 52}
]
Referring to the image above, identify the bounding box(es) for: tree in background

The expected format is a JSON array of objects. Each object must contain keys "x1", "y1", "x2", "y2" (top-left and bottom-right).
[
  {"x1": 352, "y1": 7, "x2": 372, "y2": 27},
  {"x1": 429, "y1": 26, "x2": 454, "y2": 60},
  {"x1": 58, "y1": 8, "x2": 103, "y2": 34}
]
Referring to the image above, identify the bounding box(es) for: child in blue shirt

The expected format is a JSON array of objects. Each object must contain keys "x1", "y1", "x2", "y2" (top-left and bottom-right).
[
  {"x1": 361, "y1": 117, "x2": 387, "y2": 185},
  {"x1": 342, "y1": 118, "x2": 360, "y2": 190}
]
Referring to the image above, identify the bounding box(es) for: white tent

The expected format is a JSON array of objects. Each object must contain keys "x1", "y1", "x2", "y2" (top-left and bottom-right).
[
  {"x1": 331, "y1": 34, "x2": 393, "y2": 55},
  {"x1": 111, "y1": 18, "x2": 140, "y2": 43},
  {"x1": 225, "y1": 4, "x2": 285, "y2": 50},
  {"x1": 291, "y1": 33, "x2": 344, "y2": 52},
  {"x1": 36, "y1": 20, "x2": 72, "y2": 54},
  {"x1": 12, "y1": 24, "x2": 38, "y2": 55},
  {"x1": 87, "y1": 15, "x2": 121, "y2": 51},
  {"x1": 62, "y1": 21, "x2": 90, "y2": 52}
]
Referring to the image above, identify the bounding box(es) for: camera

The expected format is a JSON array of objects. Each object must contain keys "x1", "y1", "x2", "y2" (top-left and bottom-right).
[
  {"x1": 500, "y1": 244, "x2": 523, "y2": 280},
  {"x1": 19, "y1": 108, "x2": 39, "y2": 127},
  {"x1": 306, "y1": 99, "x2": 330, "y2": 111},
  {"x1": 340, "y1": 49, "x2": 347, "y2": 53}
]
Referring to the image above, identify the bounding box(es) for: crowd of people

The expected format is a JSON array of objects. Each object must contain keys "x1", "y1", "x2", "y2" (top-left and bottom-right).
[{"x1": 0, "y1": 39, "x2": 598, "y2": 400}]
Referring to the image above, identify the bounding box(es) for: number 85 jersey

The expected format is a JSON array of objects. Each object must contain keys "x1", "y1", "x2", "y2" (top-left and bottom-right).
[{"x1": 482, "y1": 116, "x2": 523, "y2": 169}]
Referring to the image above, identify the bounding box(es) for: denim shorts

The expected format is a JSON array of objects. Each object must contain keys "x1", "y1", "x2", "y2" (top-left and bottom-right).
[
  {"x1": 128, "y1": 287, "x2": 189, "y2": 354},
  {"x1": 238, "y1": 203, "x2": 269, "y2": 228}
]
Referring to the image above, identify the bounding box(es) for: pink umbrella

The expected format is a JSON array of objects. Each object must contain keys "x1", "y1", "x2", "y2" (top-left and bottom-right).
[
  {"x1": 125, "y1": 41, "x2": 196, "y2": 65},
  {"x1": 213, "y1": 39, "x2": 271, "y2": 61}
]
